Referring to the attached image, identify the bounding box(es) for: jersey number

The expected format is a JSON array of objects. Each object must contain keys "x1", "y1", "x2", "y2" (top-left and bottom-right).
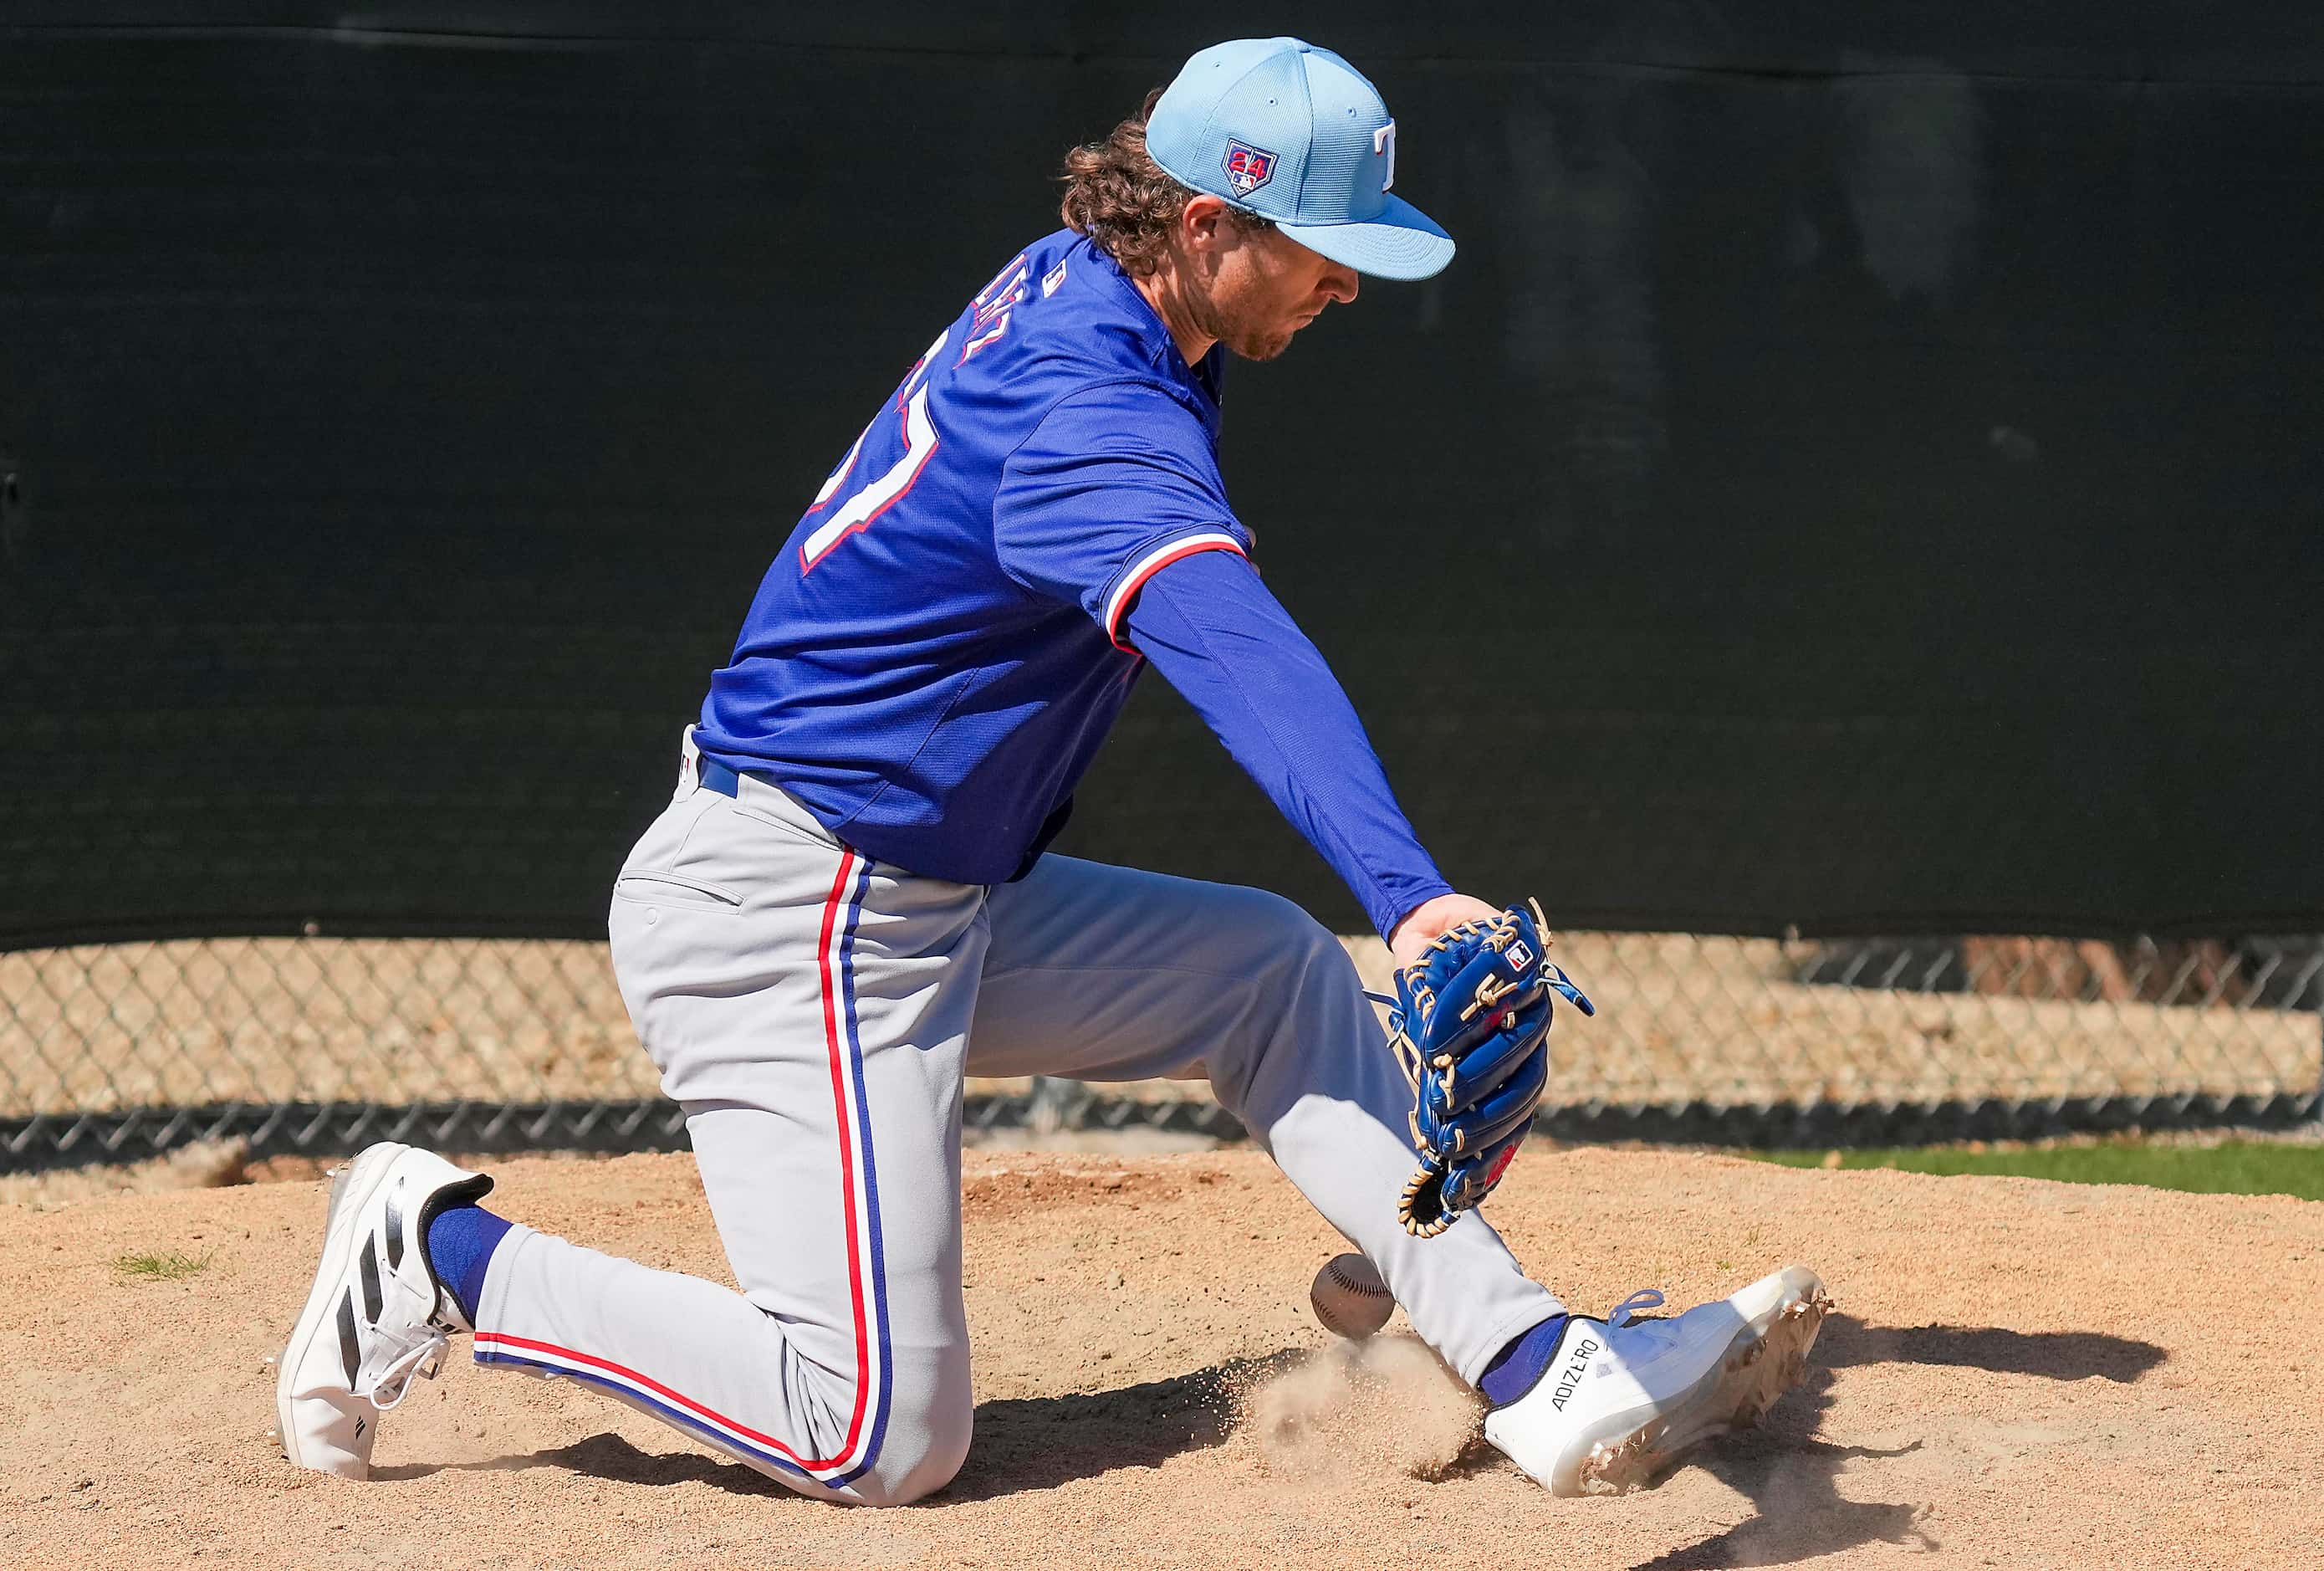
[
  {"x1": 798, "y1": 330, "x2": 947, "y2": 571},
  {"x1": 795, "y1": 254, "x2": 1031, "y2": 572}
]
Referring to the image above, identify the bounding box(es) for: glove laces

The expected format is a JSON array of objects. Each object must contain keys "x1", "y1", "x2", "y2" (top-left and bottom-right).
[{"x1": 1374, "y1": 899, "x2": 1571, "y2": 1098}]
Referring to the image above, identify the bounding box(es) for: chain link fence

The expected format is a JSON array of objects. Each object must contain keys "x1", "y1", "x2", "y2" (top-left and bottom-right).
[{"x1": 3, "y1": 929, "x2": 2319, "y2": 1167}]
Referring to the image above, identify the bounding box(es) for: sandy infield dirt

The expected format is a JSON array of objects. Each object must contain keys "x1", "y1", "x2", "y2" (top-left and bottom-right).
[{"x1": 4, "y1": 1148, "x2": 2319, "y2": 1570}]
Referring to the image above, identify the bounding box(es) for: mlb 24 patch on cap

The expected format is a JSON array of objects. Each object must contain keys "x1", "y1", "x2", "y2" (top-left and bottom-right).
[{"x1": 1223, "y1": 141, "x2": 1276, "y2": 196}]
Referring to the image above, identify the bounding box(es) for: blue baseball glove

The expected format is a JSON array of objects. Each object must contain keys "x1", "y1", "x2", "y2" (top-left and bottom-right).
[{"x1": 1381, "y1": 901, "x2": 1593, "y2": 1238}]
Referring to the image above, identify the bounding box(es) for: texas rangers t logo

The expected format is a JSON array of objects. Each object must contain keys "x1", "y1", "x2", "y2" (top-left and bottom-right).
[{"x1": 1223, "y1": 141, "x2": 1276, "y2": 196}]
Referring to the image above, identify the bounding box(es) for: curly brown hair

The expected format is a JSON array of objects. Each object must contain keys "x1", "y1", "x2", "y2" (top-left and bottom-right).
[{"x1": 1059, "y1": 89, "x2": 1274, "y2": 277}]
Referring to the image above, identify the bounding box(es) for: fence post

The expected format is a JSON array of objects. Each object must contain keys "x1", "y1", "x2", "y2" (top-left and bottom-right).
[{"x1": 1028, "y1": 1076, "x2": 1075, "y2": 1138}]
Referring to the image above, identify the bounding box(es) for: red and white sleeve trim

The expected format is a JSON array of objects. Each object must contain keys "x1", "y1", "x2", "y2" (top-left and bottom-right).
[{"x1": 1102, "y1": 530, "x2": 1247, "y2": 652}]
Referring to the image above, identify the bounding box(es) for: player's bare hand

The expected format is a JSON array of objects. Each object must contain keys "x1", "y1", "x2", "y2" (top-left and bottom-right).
[{"x1": 1387, "y1": 893, "x2": 1504, "y2": 967}]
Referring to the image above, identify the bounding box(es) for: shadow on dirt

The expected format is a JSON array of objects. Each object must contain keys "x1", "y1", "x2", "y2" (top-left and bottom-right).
[
  {"x1": 371, "y1": 1431, "x2": 793, "y2": 1492},
  {"x1": 1818, "y1": 1316, "x2": 2168, "y2": 1383},
  {"x1": 371, "y1": 1348, "x2": 1305, "y2": 1500},
  {"x1": 1627, "y1": 1313, "x2": 2168, "y2": 1569},
  {"x1": 375, "y1": 1312, "x2": 2170, "y2": 1539},
  {"x1": 944, "y1": 1347, "x2": 1302, "y2": 1502},
  {"x1": 1629, "y1": 1366, "x2": 1933, "y2": 1570}
]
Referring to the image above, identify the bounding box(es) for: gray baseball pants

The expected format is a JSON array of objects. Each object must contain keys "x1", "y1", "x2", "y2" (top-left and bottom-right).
[{"x1": 469, "y1": 745, "x2": 1564, "y2": 1505}]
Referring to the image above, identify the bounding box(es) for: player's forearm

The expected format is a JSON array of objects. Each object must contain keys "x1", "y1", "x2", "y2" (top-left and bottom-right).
[{"x1": 1122, "y1": 550, "x2": 1452, "y2": 939}]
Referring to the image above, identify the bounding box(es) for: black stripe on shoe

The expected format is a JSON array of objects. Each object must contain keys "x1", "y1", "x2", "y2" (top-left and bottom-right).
[
  {"x1": 383, "y1": 1185, "x2": 406, "y2": 1272},
  {"x1": 336, "y1": 1293, "x2": 361, "y2": 1387},
  {"x1": 359, "y1": 1236, "x2": 384, "y2": 1324}
]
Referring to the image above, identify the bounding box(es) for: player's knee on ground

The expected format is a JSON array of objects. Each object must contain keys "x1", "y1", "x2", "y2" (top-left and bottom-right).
[{"x1": 843, "y1": 1382, "x2": 973, "y2": 1507}]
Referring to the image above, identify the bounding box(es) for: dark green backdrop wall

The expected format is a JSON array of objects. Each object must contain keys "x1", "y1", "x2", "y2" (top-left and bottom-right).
[{"x1": 4, "y1": 6, "x2": 2321, "y2": 947}]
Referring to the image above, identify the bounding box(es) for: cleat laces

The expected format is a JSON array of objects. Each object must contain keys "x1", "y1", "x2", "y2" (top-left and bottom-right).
[
  {"x1": 1607, "y1": 1287, "x2": 1666, "y2": 1327},
  {"x1": 357, "y1": 1325, "x2": 451, "y2": 1411}
]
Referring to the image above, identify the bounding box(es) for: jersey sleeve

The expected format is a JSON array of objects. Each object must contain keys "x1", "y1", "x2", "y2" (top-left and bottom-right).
[
  {"x1": 993, "y1": 382, "x2": 1251, "y2": 650},
  {"x1": 1121, "y1": 547, "x2": 1454, "y2": 940}
]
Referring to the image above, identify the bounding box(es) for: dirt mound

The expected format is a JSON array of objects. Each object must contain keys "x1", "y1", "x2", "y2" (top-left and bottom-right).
[{"x1": 3, "y1": 1149, "x2": 2319, "y2": 1569}]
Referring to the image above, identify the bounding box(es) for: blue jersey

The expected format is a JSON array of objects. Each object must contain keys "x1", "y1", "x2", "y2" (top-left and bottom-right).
[
  {"x1": 697, "y1": 231, "x2": 1250, "y2": 884},
  {"x1": 697, "y1": 228, "x2": 1452, "y2": 934}
]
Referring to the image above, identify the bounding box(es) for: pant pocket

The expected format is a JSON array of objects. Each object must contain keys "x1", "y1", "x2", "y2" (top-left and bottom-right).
[{"x1": 612, "y1": 868, "x2": 745, "y2": 911}]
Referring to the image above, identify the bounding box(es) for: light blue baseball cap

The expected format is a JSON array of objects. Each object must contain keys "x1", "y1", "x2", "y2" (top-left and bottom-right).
[{"x1": 1145, "y1": 38, "x2": 1454, "y2": 281}]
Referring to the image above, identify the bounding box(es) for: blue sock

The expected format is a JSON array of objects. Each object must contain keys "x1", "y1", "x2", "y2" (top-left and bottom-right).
[
  {"x1": 1478, "y1": 1312, "x2": 1571, "y2": 1407},
  {"x1": 424, "y1": 1203, "x2": 514, "y2": 1325}
]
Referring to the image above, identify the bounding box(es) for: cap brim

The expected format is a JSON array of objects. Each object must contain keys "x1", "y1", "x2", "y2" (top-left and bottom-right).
[{"x1": 1277, "y1": 193, "x2": 1455, "y2": 281}]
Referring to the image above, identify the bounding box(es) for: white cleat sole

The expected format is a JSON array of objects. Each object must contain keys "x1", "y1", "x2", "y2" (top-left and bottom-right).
[
  {"x1": 275, "y1": 1143, "x2": 408, "y2": 1475},
  {"x1": 1572, "y1": 1265, "x2": 1831, "y2": 1496}
]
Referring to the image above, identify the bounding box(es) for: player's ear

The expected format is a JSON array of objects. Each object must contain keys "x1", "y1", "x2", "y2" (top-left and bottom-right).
[{"x1": 1180, "y1": 193, "x2": 1231, "y2": 251}]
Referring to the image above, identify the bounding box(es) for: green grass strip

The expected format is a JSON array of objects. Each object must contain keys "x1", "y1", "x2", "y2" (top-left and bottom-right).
[{"x1": 1749, "y1": 1139, "x2": 2324, "y2": 1201}]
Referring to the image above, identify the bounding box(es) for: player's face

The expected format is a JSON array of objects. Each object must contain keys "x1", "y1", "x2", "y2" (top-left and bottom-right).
[{"x1": 1182, "y1": 204, "x2": 1361, "y2": 362}]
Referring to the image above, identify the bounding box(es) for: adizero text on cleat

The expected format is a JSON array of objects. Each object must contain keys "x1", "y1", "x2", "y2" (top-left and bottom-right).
[
  {"x1": 1482, "y1": 1266, "x2": 1831, "y2": 1497},
  {"x1": 275, "y1": 1142, "x2": 493, "y2": 1478}
]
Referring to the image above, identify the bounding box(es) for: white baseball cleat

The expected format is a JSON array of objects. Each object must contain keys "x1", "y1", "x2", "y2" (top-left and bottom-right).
[
  {"x1": 276, "y1": 1141, "x2": 493, "y2": 1478},
  {"x1": 1484, "y1": 1265, "x2": 1831, "y2": 1497}
]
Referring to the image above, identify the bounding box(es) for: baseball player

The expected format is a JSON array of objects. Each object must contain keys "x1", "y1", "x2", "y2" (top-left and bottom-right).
[{"x1": 279, "y1": 38, "x2": 1827, "y2": 1504}]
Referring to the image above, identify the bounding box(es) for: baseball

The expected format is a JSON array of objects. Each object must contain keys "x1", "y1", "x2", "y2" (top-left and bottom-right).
[{"x1": 1310, "y1": 1252, "x2": 1395, "y2": 1339}]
